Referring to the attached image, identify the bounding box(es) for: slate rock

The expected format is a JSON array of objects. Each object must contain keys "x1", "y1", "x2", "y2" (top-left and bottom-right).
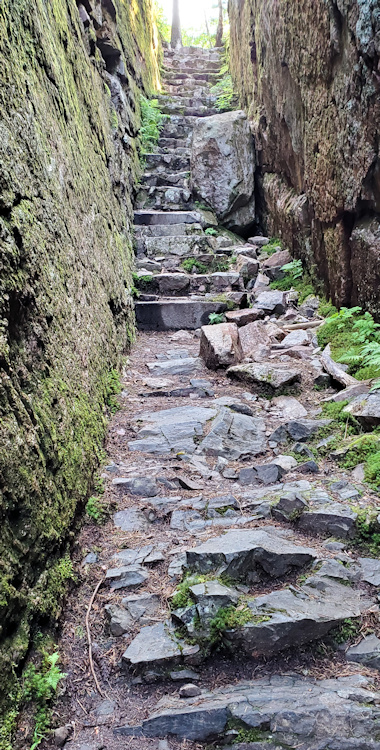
[
  {"x1": 113, "y1": 507, "x2": 150, "y2": 532},
  {"x1": 238, "y1": 320, "x2": 282, "y2": 359},
  {"x1": 112, "y1": 476, "x2": 158, "y2": 497},
  {"x1": 198, "y1": 407, "x2": 267, "y2": 460},
  {"x1": 279, "y1": 329, "x2": 312, "y2": 348},
  {"x1": 271, "y1": 455, "x2": 298, "y2": 471},
  {"x1": 105, "y1": 604, "x2": 133, "y2": 636},
  {"x1": 343, "y1": 391, "x2": 380, "y2": 426},
  {"x1": 358, "y1": 557, "x2": 380, "y2": 586},
  {"x1": 225, "y1": 308, "x2": 264, "y2": 326},
  {"x1": 200, "y1": 323, "x2": 243, "y2": 370},
  {"x1": 270, "y1": 419, "x2": 331, "y2": 443},
  {"x1": 262, "y1": 249, "x2": 291, "y2": 268},
  {"x1": 254, "y1": 290, "x2": 286, "y2": 315},
  {"x1": 170, "y1": 669, "x2": 201, "y2": 681},
  {"x1": 297, "y1": 460, "x2": 319, "y2": 473},
  {"x1": 298, "y1": 503, "x2": 358, "y2": 539},
  {"x1": 271, "y1": 491, "x2": 308, "y2": 522},
  {"x1": 236, "y1": 254, "x2": 259, "y2": 278},
  {"x1": 292, "y1": 442, "x2": 314, "y2": 459},
  {"x1": 122, "y1": 621, "x2": 200, "y2": 670},
  {"x1": 105, "y1": 565, "x2": 149, "y2": 590},
  {"x1": 227, "y1": 576, "x2": 371, "y2": 656},
  {"x1": 271, "y1": 395, "x2": 307, "y2": 420},
  {"x1": 146, "y1": 358, "x2": 202, "y2": 376},
  {"x1": 227, "y1": 363, "x2": 301, "y2": 390},
  {"x1": 186, "y1": 527, "x2": 316, "y2": 582},
  {"x1": 115, "y1": 673, "x2": 380, "y2": 743},
  {"x1": 346, "y1": 634, "x2": 380, "y2": 669},
  {"x1": 239, "y1": 463, "x2": 283, "y2": 486},
  {"x1": 121, "y1": 593, "x2": 162, "y2": 622}
]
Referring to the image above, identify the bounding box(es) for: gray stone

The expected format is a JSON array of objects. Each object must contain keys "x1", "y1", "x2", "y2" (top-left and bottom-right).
[
  {"x1": 292, "y1": 442, "x2": 315, "y2": 459},
  {"x1": 227, "y1": 363, "x2": 301, "y2": 390},
  {"x1": 136, "y1": 299, "x2": 228, "y2": 331},
  {"x1": 179, "y1": 684, "x2": 202, "y2": 698},
  {"x1": 129, "y1": 405, "x2": 218, "y2": 455},
  {"x1": 189, "y1": 580, "x2": 239, "y2": 622},
  {"x1": 105, "y1": 565, "x2": 149, "y2": 590},
  {"x1": 238, "y1": 320, "x2": 282, "y2": 358},
  {"x1": 346, "y1": 634, "x2": 380, "y2": 669},
  {"x1": 239, "y1": 463, "x2": 283, "y2": 486},
  {"x1": 197, "y1": 407, "x2": 267, "y2": 460},
  {"x1": 271, "y1": 419, "x2": 331, "y2": 443},
  {"x1": 279, "y1": 329, "x2": 312, "y2": 348},
  {"x1": 227, "y1": 576, "x2": 371, "y2": 655},
  {"x1": 343, "y1": 390, "x2": 380, "y2": 426},
  {"x1": 262, "y1": 249, "x2": 291, "y2": 267},
  {"x1": 113, "y1": 507, "x2": 150, "y2": 532},
  {"x1": 115, "y1": 673, "x2": 379, "y2": 743},
  {"x1": 200, "y1": 323, "x2": 243, "y2": 369},
  {"x1": 236, "y1": 254, "x2": 259, "y2": 278},
  {"x1": 271, "y1": 492, "x2": 308, "y2": 521},
  {"x1": 186, "y1": 527, "x2": 316, "y2": 582},
  {"x1": 271, "y1": 395, "x2": 307, "y2": 419},
  {"x1": 225, "y1": 308, "x2": 264, "y2": 327},
  {"x1": 298, "y1": 503, "x2": 358, "y2": 539},
  {"x1": 191, "y1": 111, "x2": 256, "y2": 229},
  {"x1": 122, "y1": 621, "x2": 200, "y2": 670},
  {"x1": 254, "y1": 290, "x2": 286, "y2": 315},
  {"x1": 297, "y1": 460, "x2": 319, "y2": 473},
  {"x1": 81, "y1": 552, "x2": 98, "y2": 566},
  {"x1": 271, "y1": 454, "x2": 298, "y2": 471},
  {"x1": 112, "y1": 476, "x2": 158, "y2": 497},
  {"x1": 105, "y1": 604, "x2": 133, "y2": 636},
  {"x1": 54, "y1": 726, "x2": 72, "y2": 747},
  {"x1": 170, "y1": 669, "x2": 200, "y2": 681},
  {"x1": 146, "y1": 357, "x2": 201, "y2": 376},
  {"x1": 121, "y1": 593, "x2": 162, "y2": 622},
  {"x1": 358, "y1": 557, "x2": 380, "y2": 586},
  {"x1": 249, "y1": 236, "x2": 270, "y2": 246}
]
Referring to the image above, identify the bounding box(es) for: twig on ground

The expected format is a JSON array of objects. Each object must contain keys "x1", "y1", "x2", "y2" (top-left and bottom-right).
[{"x1": 85, "y1": 577, "x2": 105, "y2": 696}]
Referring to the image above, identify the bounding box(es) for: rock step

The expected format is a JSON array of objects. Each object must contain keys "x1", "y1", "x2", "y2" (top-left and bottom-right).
[
  {"x1": 163, "y1": 61, "x2": 221, "y2": 73},
  {"x1": 157, "y1": 138, "x2": 191, "y2": 151},
  {"x1": 162, "y1": 103, "x2": 216, "y2": 117},
  {"x1": 164, "y1": 83, "x2": 213, "y2": 97},
  {"x1": 160, "y1": 116, "x2": 196, "y2": 140},
  {"x1": 135, "y1": 234, "x2": 216, "y2": 257},
  {"x1": 157, "y1": 94, "x2": 216, "y2": 109},
  {"x1": 134, "y1": 222, "x2": 204, "y2": 238},
  {"x1": 139, "y1": 171, "x2": 190, "y2": 188},
  {"x1": 133, "y1": 209, "x2": 216, "y2": 227},
  {"x1": 135, "y1": 185, "x2": 194, "y2": 211},
  {"x1": 135, "y1": 297, "x2": 230, "y2": 331},
  {"x1": 163, "y1": 70, "x2": 219, "y2": 83},
  {"x1": 133, "y1": 271, "x2": 243, "y2": 296},
  {"x1": 143, "y1": 152, "x2": 190, "y2": 171},
  {"x1": 115, "y1": 674, "x2": 380, "y2": 744}
]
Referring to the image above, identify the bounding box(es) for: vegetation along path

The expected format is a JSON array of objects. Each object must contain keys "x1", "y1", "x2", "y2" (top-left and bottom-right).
[{"x1": 25, "y1": 46, "x2": 380, "y2": 750}]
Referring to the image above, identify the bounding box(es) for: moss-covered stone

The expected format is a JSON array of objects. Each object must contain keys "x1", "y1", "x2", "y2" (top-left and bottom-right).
[{"x1": 0, "y1": 0, "x2": 160, "y2": 720}]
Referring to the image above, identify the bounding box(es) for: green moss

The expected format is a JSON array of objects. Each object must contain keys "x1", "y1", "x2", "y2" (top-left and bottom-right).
[
  {"x1": 333, "y1": 618, "x2": 361, "y2": 644},
  {"x1": 226, "y1": 718, "x2": 269, "y2": 743},
  {"x1": 31, "y1": 555, "x2": 76, "y2": 619},
  {"x1": 171, "y1": 574, "x2": 212, "y2": 610}
]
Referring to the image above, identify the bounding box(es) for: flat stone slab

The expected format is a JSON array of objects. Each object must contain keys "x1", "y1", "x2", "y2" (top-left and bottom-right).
[
  {"x1": 146, "y1": 357, "x2": 201, "y2": 376},
  {"x1": 254, "y1": 290, "x2": 286, "y2": 315},
  {"x1": 298, "y1": 502, "x2": 358, "y2": 539},
  {"x1": 346, "y1": 634, "x2": 380, "y2": 669},
  {"x1": 343, "y1": 390, "x2": 380, "y2": 426},
  {"x1": 112, "y1": 477, "x2": 158, "y2": 496},
  {"x1": 358, "y1": 557, "x2": 380, "y2": 586},
  {"x1": 136, "y1": 299, "x2": 228, "y2": 331},
  {"x1": 113, "y1": 507, "x2": 150, "y2": 532},
  {"x1": 197, "y1": 407, "x2": 267, "y2": 460},
  {"x1": 271, "y1": 395, "x2": 307, "y2": 420},
  {"x1": 185, "y1": 527, "x2": 316, "y2": 582},
  {"x1": 227, "y1": 363, "x2": 301, "y2": 390},
  {"x1": 115, "y1": 673, "x2": 380, "y2": 743},
  {"x1": 270, "y1": 418, "x2": 331, "y2": 443},
  {"x1": 129, "y1": 405, "x2": 217, "y2": 455},
  {"x1": 122, "y1": 621, "x2": 200, "y2": 671}
]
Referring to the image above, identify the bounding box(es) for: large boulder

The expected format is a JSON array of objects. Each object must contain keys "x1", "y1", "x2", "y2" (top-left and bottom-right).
[
  {"x1": 191, "y1": 110, "x2": 255, "y2": 231},
  {"x1": 200, "y1": 323, "x2": 243, "y2": 369}
]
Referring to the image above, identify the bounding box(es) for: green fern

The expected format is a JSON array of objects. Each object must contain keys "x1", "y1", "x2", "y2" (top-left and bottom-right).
[{"x1": 360, "y1": 342, "x2": 380, "y2": 369}]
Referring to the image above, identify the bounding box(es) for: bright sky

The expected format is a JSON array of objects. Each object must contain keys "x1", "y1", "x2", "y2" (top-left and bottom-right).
[{"x1": 160, "y1": 0, "x2": 217, "y2": 32}]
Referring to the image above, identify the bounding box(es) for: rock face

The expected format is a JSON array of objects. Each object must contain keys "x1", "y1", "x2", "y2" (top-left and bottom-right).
[
  {"x1": 191, "y1": 110, "x2": 256, "y2": 230},
  {"x1": 0, "y1": 0, "x2": 159, "y2": 695},
  {"x1": 228, "y1": 0, "x2": 380, "y2": 313}
]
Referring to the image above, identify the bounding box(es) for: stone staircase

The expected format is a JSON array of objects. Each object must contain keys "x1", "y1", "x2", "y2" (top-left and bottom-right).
[{"x1": 133, "y1": 46, "x2": 251, "y2": 331}]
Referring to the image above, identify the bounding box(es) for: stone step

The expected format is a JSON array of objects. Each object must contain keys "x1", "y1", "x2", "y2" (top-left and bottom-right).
[
  {"x1": 135, "y1": 234, "x2": 214, "y2": 257},
  {"x1": 157, "y1": 94, "x2": 216, "y2": 109},
  {"x1": 135, "y1": 185, "x2": 194, "y2": 211},
  {"x1": 133, "y1": 271, "x2": 242, "y2": 296},
  {"x1": 140, "y1": 171, "x2": 189, "y2": 188},
  {"x1": 115, "y1": 674, "x2": 380, "y2": 743},
  {"x1": 134, "y1": 222, "x2": 204, "y2": 238},
  {"x1": 157, "y1": 142, "x2": 191, "y2": 155},
  {"x1": 163, "y1": 70, "x2": 219, "y2": 83},
  {"x1": 133, "y1": 209, "x2": 217, "y2": 227},
  {"x1": 160, "y1": 116, "x2": 195, "y2": 140},
  {"x1": 164, "y1": 83, "x2": 212, "y2": 97},
  {"x1": 143, "y1": 152, "x2": 190, "y2": 172},
  {"x1": 163, "y1": 61, "x2": 221, "y2": 73},
  {"x1": 161, "y1": 103, "x2": 216, "y2": 117},
  {"x1": 135, "y1": 297, "x2": 229, "y2": 331}
]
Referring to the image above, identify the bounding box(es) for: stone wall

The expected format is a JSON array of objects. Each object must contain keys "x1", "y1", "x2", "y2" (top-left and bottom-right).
[
  {"x1": 0, "y1": 0, "x2": 159, "y2": 700},
  {"x1": 228, "y1": 0, "x2": 380, "y2": 311}
]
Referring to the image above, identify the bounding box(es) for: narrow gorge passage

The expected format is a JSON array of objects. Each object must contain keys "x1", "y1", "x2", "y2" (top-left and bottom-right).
[{"x1": 36, "y1": 46, "x2": 380, "y2": 750}]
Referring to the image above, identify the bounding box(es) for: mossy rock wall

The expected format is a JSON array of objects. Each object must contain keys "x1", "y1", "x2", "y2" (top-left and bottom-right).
[
  {"x1": 228, "y1": 0, "x2": 380, "y2": 312},
  {"x1": 0, "y1": 0, "x2": 159, "y2": 701}
]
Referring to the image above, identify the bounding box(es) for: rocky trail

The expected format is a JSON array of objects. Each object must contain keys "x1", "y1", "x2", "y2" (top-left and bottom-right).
[{"x1": 38, "y1": 47, "x2": 380, "y2": 750}]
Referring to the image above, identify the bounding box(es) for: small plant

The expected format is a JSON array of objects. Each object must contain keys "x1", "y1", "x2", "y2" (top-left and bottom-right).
[
  {"x1": 281, "y1": 259, "x2": 303, "y2": 279},
  {"x1": 262, "y1": 238, "x2": 282, "y2": 255},
  {"x1": 171, "y1": 574, "x2": 211, "y2": 610},
  {"x1": 22, "y1": 652, "x2": 66, "y2": 749},
  {"x1": 208, "y1": 312, "x2": 225, "y2": 325},
  {"x1": 86, "y1": 495, "x2": 109, "y2": 525},
  {"x1": 205, "y1": 227, "x2": 218, "y2": 236},
  {"x1": 333, "y1": 618, "x2": 361, "y2": 645},
  {"x1": 139, "y1": 95, "x2": 166, "y2": 155},
  {"x1": 210, "y1": 72, "x2": 238, "y2": 112},
  {"x1": 182, "y1": 257, "x2": 209, "y2": 274}
]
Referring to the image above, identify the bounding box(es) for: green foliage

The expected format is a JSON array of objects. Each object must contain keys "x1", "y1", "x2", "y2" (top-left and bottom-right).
[
  {"x1": 262, "y1": 238, "x2": 282, "y2": 256},
  {"x1": 226, "y1": 719, "x2": 268, "y2": 743},
  {"x1": 318, "y1": 307, "x2": 380, "y2": 380},
  {"x1": 354, "y1": 508, "x2": 380, "y2": 552},
  {"x1": 171, "y1": 574, "x2": 211, "y2": 610},
  {"x1": 318, "y1": 299, "x2": 338, "y2": 318},
  {"x1": 333, "y1": 618, "x2": 361, "y2": 644},
  {"x1": 269, "y1": 259, "x2": 314, "y2": 303},
  {"x1": 22, "y1": 652, "x2": 66, "y2": 749},
  {"x1": 205, "y1": 227, "x2": 218, "y2": 236},
  {"x1": 86, "y1": 495, "x2": 108, "y2": 524},
  {"x1": 105, "y1": 368, "x2": 122, "y2": 414},
  {"x1": 181, "y1": 256, "x2": 231, "y2": 274},
  {"x1": 210, "y1": 73, "x2": 237, "y2": 111},
  {"x1": 281, "y1": 259, "x2": 303, "y2": 279},
  {"x1": 208, "y1": 312, "x2": 225, "y2": 325},
  {"x1": 139, "y1": 95, "x2": 166, "y2": 155},
  {"x1": 154, "y1": 1, "x2": 171, "y2": 42},
  {"x1": 209, "y1": 605, "x2": 254, "y2": 641}
]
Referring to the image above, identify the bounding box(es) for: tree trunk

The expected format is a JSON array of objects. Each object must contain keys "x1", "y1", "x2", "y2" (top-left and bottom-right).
[
  {"x1": 215, "y1": 0, "x2": 223, "y2": 47},
  {"x1": 171, "y1": 0, "x2": 182, "y2": 49}
]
